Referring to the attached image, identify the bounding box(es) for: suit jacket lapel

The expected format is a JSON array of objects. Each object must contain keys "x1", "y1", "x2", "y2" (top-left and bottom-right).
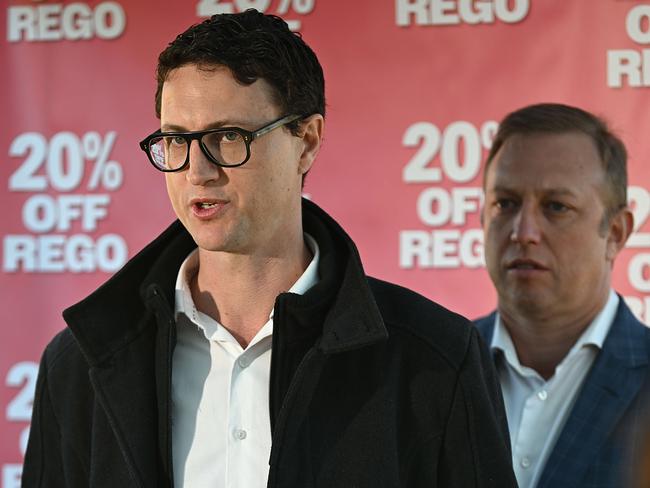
[
  {"x1": 537, "y1": 301, "x2": 648, "y2": 487},
  {"x1": 474, "y1": 312, "x2": 497, "y2": 357}
]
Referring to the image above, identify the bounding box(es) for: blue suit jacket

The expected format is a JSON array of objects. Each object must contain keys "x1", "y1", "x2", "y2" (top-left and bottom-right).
[{"x1": 475, "y1": 298, "x2": 650, "y2": 488}]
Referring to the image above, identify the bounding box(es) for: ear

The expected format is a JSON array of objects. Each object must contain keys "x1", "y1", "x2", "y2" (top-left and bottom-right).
[
  {"x1": 296, "y1": 114, "x2": 324, "y2": 175},
  {"x1": 605, "y1": 207, "x2": 634, "y2": 261}
]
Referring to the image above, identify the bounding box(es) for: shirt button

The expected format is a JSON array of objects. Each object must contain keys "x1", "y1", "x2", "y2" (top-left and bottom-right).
[
  {"x1": 537, "y1": 390, "x2": 548, "y2": 401},
  {"x1": 238, "y1": 356, "x2": 251, "y2": 369},
  {"x1": 521, "y1": 457, "x2": 530, "y2": 469},
  {"x1": 233, "y1": 429, "x2": 247, "y2": 440}
]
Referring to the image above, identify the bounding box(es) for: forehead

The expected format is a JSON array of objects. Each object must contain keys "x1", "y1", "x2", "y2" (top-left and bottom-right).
[
  {"x1": 485, "y1": 131, "x2": 606, "y2": 193},
  {"x1": 160, "y1": 64, "x2": 278, "y2": 122}
]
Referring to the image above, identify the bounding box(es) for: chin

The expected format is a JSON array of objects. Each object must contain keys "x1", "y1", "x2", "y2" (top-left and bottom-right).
[
  {"x1": 187, "y1": 227, "x2": 226, "y2": 251},
  {"x1": 194, "y1": 242, "x2": 226, "y2": 253},
  {"x1": 195, "y1": 232, "x2": 251, "y2": 254},
  {"x1": 511, "y1": 293, "x2": 553, "y2": 317}
]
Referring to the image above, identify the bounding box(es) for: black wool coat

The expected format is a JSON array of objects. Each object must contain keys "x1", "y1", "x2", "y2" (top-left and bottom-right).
[{"x1": 22, "y1": 199, "x2": 517, "y2": 488}]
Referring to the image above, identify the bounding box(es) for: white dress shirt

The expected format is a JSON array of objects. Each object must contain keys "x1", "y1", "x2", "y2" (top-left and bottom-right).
[
  {"x1": 171, "y1": 234, "x2": 320, "y2": 488},
  {"x1": 490, "y1": 290, "x2": 619, "y2": 488}
]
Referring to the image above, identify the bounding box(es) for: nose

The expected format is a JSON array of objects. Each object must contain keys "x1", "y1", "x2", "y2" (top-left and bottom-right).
[
  {"x1": 511, "y1": 203, "x2": 542, "y2": 245},
  {"x1": 186, "y1": 139, "x2": 221, "y2": 186}
]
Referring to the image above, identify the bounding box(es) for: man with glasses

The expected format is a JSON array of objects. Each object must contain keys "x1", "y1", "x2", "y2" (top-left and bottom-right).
[{"x1": 22, "y1": 10, "x2": 516, "y2": 488}]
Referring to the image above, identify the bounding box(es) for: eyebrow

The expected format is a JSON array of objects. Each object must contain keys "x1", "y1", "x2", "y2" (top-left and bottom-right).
[
  {"x1": 160, "y1": 119, "x2": 247, "y2": 132},
  {"x1": 490, "y1": 185, "x2": 579, "y2": 198}
]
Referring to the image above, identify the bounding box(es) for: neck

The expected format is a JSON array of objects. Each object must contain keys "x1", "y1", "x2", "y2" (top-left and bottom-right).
[
  {"x1": 191, "y1": 227, "x2": 312, "y2": 348},
  {"x1": 498, "y1": 294, "x2": 609, "y2": 380}
]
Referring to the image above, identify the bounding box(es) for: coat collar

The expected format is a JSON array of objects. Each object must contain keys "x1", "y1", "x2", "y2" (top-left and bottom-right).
[
  {"x1": 63, "y1": 198, "x2": 387, "y2": 366},
  {"x1": 299, "y1": 198, "x2": 387, "y2": 353},
  {"x1": 62, "y1": 219, "x2": 194, "y2": 367}
]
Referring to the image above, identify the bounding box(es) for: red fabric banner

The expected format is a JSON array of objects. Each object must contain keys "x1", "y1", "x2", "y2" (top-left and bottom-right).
[{"x1": 2, "y1": 1, "x2": 650, "y2": 484}]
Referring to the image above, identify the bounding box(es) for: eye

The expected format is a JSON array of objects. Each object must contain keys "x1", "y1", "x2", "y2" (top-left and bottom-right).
[
  {"x1": 170, "y1": 136, "x2": 186, "y2": 146},
  {"x1": 221, "y1": 131, "x2": 240, "y2": 143},
  {"x1": 495, "y1": 198, "x2": 518, "y2": 212},
  {"x1": 545, "y1": 201, "x2": 569, "y2": 213}
]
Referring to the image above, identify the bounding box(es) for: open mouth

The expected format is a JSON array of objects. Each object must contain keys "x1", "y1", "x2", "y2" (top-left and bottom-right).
[
  {"x1": 190, "y1": 198, "x2": 227, "y2": 218},
  {"x1": 507, "y1": 259, "x2": 547, "y2": 271}
]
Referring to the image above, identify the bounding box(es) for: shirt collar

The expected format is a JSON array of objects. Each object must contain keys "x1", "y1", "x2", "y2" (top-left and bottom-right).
[
  {"x1": 491, "y1": 290, "x2": 619, "y2": 373},
  {"x1": 285, "y1": 232, "x2": 320, "y2": 297},
  {"x1": 572, "y1": 289, "x2": 619, "y2": 351},
  {"x1": 174, "y1": 233, "x2": 320, "y2": 334},
  {"x1": 175, "y1": 249, "x2": 200, "y2": 321}
]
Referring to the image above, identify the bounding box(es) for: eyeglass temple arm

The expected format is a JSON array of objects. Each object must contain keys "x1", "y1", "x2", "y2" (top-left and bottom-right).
[{"x1": 252, "y1": 114, "x2": 302, "y2": 139}]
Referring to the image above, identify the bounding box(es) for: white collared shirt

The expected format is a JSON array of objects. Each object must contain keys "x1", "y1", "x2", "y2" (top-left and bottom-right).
[
  {"x1": 491, "y1": 290, "x2": 619, "y2": 488},
  {"x1": 171, "y1": 234, "x2": 320, "y2": 488}
]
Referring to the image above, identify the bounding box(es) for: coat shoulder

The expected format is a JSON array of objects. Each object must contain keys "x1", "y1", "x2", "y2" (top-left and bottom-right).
[
  {"x1": 42, "y1": 328, "x2": 84, "y2": 370},
  {"x1": 367, "y1": 277, "x2": 474, "y2": 370},
  {"x1": 38, "y1": 328, "x2": 92, "y2": 402}
]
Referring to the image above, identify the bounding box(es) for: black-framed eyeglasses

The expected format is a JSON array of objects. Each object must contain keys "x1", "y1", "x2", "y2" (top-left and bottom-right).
[{"x1": 139, "y1": 114, "x2": 302, "y2": 172}]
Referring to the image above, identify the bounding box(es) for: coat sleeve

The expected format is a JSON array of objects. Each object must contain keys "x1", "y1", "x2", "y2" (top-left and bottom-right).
[
  {"x1": 436, "y1": 326, "x2": 517, "y2": 487},
  {"x1": 22, "y1": 348, "x2": 67, "y2": 488}
]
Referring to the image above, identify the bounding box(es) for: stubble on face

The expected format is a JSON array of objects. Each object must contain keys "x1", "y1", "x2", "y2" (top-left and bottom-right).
[
  {"x1": 482, "y1": 132, "x2": 614, "y2": 326},
  {"x1": 160, "y1": 65, "x2": 304, "y2": 258}
]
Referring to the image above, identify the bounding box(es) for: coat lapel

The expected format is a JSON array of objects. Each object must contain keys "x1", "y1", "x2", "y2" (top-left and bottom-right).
[
  {"x1": 62, "y1": 221, "x2": 194, "y2": 487},
  {"x1": 87, "y1": 320, "x2": 162, "y2": 488},
  {"x1": 537, "y1": 300, "x2": 648, "y2": 487}
]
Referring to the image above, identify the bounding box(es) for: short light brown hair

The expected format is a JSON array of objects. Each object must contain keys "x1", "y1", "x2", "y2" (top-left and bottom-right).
[{"x1": 484, "y1": 103, "x2": 628, "y2": 225}]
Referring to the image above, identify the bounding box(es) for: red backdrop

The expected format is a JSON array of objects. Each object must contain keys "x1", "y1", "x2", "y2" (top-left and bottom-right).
[{"x1": 2, "y1": 1, "x2": 650, "y2": 485}]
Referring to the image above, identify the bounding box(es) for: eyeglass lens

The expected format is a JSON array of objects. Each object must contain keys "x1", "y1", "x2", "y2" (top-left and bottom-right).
[{"x1": 148, "y1": 130, "x2": 248, "y2": 170}]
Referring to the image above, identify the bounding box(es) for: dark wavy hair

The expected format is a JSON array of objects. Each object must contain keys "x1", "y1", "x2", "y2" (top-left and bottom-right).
[
  {"x1": 154, "y1": 9, "x2": 325, "y2": 135},
  {"x1": 484, "y1": 103, "x2": 628, "y2": 227}
]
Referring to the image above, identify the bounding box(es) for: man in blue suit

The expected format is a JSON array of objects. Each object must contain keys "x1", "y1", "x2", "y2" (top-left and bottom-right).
[{"x1": 475, "y1": 103, "x2": 650, "y2": 488}]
